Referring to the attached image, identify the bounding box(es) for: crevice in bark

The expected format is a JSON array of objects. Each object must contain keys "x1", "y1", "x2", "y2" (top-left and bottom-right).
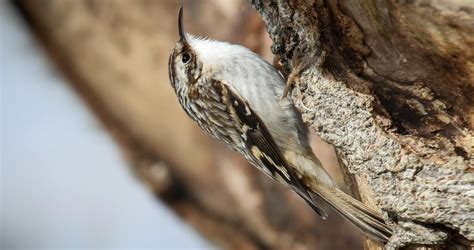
[{"x1": 250, "y1": 0, "x2": 473, "y2": 249}]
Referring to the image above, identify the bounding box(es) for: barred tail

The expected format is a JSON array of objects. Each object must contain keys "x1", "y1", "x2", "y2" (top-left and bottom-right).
[{"x1": 314, "y1": 183, "x2": 392, "y2": 242}]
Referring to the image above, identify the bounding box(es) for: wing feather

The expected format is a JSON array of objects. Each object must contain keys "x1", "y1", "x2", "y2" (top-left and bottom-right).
[{"x1": 214, "y1": 80, "x2": 328, "y2": 218}]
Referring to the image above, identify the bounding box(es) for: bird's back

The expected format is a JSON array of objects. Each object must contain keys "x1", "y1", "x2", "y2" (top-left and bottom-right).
[{"x1": 189, "y1": 37, "x2": 311, "y2": 154}]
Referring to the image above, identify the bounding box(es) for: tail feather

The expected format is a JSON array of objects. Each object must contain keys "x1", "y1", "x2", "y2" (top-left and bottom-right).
[
  {"x1": 313, "y1": 183, "x2": 392, "y2": 242},
  {"x1": 283, "y1": 151, "x2": 391, "y2": 241}
]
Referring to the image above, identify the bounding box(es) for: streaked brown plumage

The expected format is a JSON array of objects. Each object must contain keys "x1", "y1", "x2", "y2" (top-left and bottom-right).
[{"x1": 168, "y1": 7, "x2": 392, "y2": 242}]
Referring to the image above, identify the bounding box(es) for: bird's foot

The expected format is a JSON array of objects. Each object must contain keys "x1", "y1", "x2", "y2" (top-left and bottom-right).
[{"x1": 282, "y1": 58, "x2": 309, "y2": 99}]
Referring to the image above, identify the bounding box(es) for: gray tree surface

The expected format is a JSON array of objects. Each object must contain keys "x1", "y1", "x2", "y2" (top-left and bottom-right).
[{"x1": 250, "y1": 0, "x2": 473, "y2": 249}]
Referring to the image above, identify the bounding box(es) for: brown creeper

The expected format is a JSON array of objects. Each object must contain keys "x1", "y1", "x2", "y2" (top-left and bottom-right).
[{"x1": 168, "y1": 7, "x2": 392, "y2": 242}]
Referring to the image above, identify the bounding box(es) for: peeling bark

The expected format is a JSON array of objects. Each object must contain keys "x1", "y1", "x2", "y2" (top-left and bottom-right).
[{"x1": 250, "y1": 0, "x2": 473, "y2": 249}]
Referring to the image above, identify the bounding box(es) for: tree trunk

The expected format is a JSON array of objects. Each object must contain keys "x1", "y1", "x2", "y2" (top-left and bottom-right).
[
  {"x1": 13, "y1": 0, "x2": 473, "y2": 248},
  {"x1": 13, "y1": 0, "x2": 364, "y2": 249},
  {"x1": 249, "y1": 0, "x2": 473, "y2": 249}
]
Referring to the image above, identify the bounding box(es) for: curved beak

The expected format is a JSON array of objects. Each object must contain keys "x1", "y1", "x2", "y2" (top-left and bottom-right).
[{"x1": 178, "y1": 6, "x2": 187, "y2": 42}]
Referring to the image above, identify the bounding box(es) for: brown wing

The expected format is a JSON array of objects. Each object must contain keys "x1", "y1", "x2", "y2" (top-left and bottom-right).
[{"x1": 215, "y1": 80, "x2": 328, "y2": 219}]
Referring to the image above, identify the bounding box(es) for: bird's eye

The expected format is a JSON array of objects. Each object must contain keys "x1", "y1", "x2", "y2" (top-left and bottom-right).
[{"x1": 181, "y1": 52, "x2": 191, "y2": 64}]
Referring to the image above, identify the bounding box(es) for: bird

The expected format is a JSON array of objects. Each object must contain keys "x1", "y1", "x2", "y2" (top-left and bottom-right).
[{"x1": 168, "y1": 6, "x2": 392, "y2": 242}]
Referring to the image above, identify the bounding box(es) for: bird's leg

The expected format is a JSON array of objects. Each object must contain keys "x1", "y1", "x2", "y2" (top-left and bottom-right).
[
  {"x1": 272, "y1": 55, "x2": 285, "y2": 75},
  {"x1": 282, "y1": 48, "x2": 311, "y2": 99}
]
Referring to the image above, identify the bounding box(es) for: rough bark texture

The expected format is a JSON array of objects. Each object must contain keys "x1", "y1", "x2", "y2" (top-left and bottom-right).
[
  {"x1": 13, "y1": 0, "x2": 366, "y2": 249},
  {"x1": 249, "y1": 0, "x2": 473, "y2": 249}
]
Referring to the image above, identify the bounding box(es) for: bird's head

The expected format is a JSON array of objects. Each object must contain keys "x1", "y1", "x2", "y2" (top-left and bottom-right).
[
  {"x1": 168, "y1": 7, "x2": 258, "y2": 96},
  {"x1": 168, "y1": 7, "x2": 203, "y2": 95}
]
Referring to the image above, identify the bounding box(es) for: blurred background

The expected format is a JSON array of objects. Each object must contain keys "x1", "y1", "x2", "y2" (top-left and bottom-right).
[{"x1": 1, "y1": 0, "x2": 362, "y2": 249}]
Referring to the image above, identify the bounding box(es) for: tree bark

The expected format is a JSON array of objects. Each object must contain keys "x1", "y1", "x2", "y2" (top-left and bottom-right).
[
  {"x1": 13, "y1": 0, "x2": 364, "y2": 249},
  {"x1": 249, "y1": 0, "x2": 473, "y2": 249}
]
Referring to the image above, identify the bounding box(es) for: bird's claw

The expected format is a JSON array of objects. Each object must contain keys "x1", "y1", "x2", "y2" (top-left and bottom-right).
[{"x1": 282, "y1": 70, "x2": 298, "y2": 99}]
